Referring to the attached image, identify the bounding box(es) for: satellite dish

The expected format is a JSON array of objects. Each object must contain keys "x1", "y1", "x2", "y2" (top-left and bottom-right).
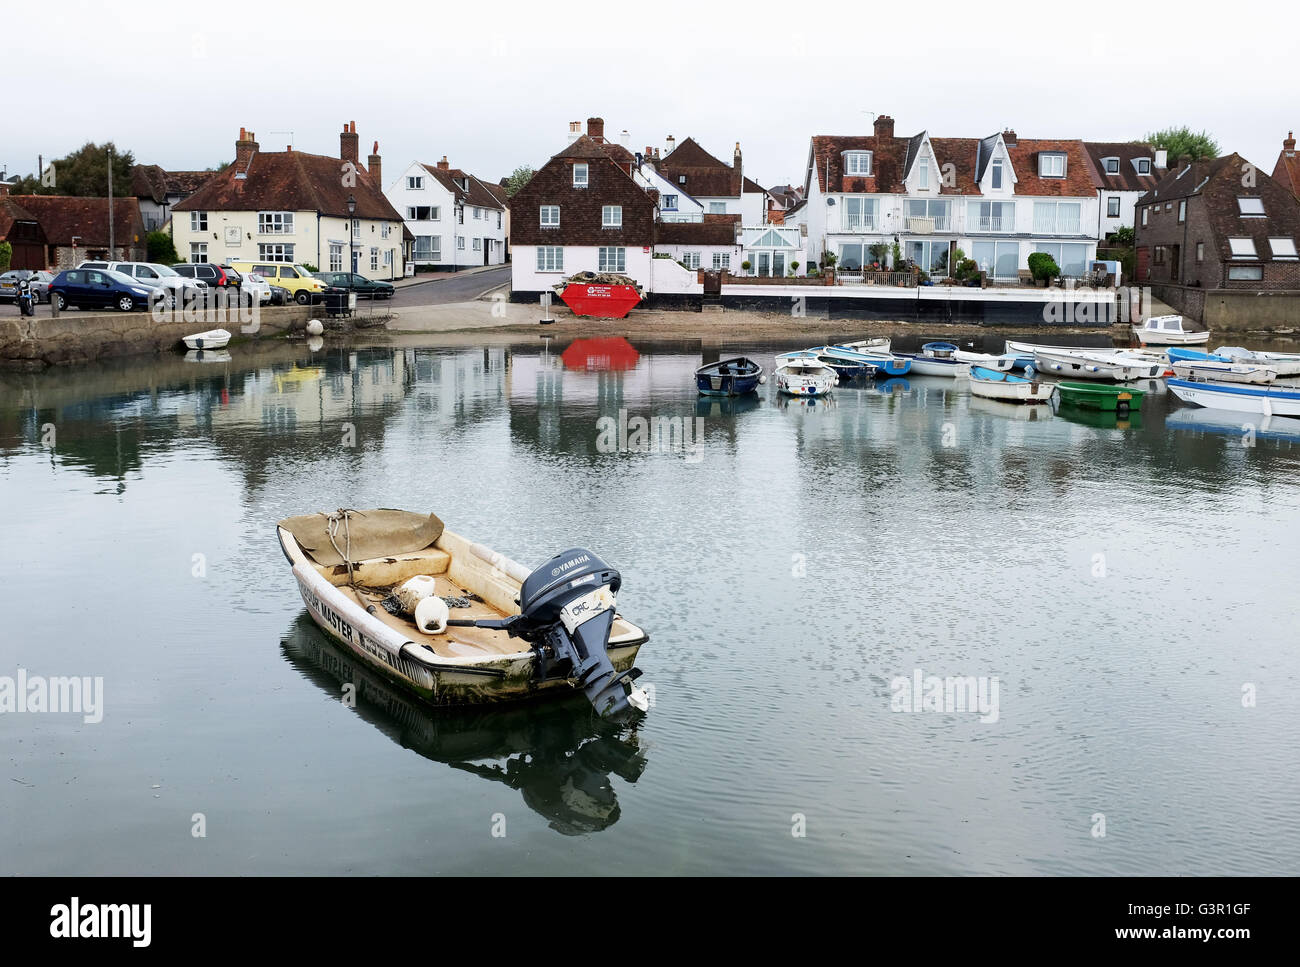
[{"x1": 826, "y1": 197, "x2": 836, "y2": 206}]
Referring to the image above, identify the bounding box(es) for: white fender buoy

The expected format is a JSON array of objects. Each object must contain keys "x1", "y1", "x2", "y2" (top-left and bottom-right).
[
  {"x1": 414, "y1": 596, "x2": 450, "y2": 635},
  {"x1": 306, "y1": 318, "x2": 324, "y2": 337},
  {"x1": 395, "y1": 575, "x2": 438, "y2": 612}
]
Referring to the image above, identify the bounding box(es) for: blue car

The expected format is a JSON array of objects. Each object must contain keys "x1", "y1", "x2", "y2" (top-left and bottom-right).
[{"x1": 50, "y1": 268, "x2": 155, "y2": 312}]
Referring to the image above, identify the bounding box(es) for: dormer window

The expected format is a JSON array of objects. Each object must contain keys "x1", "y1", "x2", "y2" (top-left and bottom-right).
[
  {"x1": 1238, "y1": 197, "x2": 1265, "y2": 216},
  {"x1": 1039, "y1": 153, "x2": 1066, "y2": 178},
  {"x1": 1136, "y1": 158, "x2": 1151, "y2": 175},
  {"x1": 573, "y1": 163, "x2": 588, "y2": 187},
  {"x1": 991, "y1": 159, "x2": 1003, "y2": 190},
  {"x1": 844, "y1": 151, "x2": 872, "y2": 176},
  {"x1": 1103, "y1": 158, "x2": 1120, "y2": 174}
]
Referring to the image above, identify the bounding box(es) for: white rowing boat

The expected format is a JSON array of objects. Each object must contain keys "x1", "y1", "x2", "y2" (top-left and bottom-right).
[
  {"x1": 967, "y1": 366, "x2": 1054, "y2": 403},
  {"x1": 181, "y1": 328, "x2": 231, "y2": 350},
  {"x1": 775, "y1": 356, "x2": 838, "y2": 396}
]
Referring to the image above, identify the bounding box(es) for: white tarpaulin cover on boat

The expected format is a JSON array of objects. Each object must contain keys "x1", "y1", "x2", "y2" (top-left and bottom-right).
[{"x1": 279, "y1": 509, "x2": 444, "y2": 567}]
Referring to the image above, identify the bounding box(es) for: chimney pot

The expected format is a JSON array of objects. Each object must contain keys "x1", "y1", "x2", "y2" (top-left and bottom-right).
[
  {"x1": 367, "y1": 142, "x2": 382, "y2": 188},
  {"x1": 1285, "y1": 131, "x2": 1297, "y2": 151},
  {"x1": 586, "y1": 117, "x2": 605, "y2": 140},
  {"x1": 437, "y1": 156, "x2": 449, "y2": 171},
  {"x1": 341, "y1": 122, "x2": 360, "y2": 165},
  {"x1": 236, "y1": 127, "x2": 259, "y2": 170},
  {"x1": 1001, "y1": 127, "x2": 1016, "y2": 146}
]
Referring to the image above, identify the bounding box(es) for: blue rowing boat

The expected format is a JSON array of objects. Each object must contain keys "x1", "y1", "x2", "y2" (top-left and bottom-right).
[{"x1": 695, "y1": 357, "x2": 764, "y2": 396}]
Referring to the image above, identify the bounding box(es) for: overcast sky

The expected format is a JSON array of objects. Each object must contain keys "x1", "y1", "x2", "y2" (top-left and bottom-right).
[{"x1": 8, "y1": 2, "x2": 1295, "y2": 192}]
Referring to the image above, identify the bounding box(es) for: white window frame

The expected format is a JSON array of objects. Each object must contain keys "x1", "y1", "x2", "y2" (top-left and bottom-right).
[
  {"x1": 918, "y1": 158, "x2": 929, "y2": 190},
  {"x1": 473, "y1": 207, "x2": 481, "y2": 220},
  {"x1": 1142, "y1": 207, "x2": 1149, "y2": 226},
  {"x1": 602, "y1": 205, "x2": 622, "y2": 228},
  {"x1": 845, "y1": 151, "x2": 872, "y2": 176},
  {"x1": 1228, "y1": 238, "x2": 1257, "y2": 259},
  {"x1": 413, "y1": 236, "x2": 440, "y2": 261},
  {"x1": 1269, "y1": 237, "x2": 1298, "y2": 259},
  {"x1": 407, "y1": 175, "x2": 424, "y2": 190},
  {"x1": 990, "y1": 159, "x2": 1003, "y2": 190},
  {"x1": 573, "y1": 163, "x2": 588, "y2": 187},
  {"x1": 1039, "y1": 153, "x2": 1066, "y2": 178},
  {"x1": 190, "y1": 242, "x2": 207, "y2": 262},
  {"x1": 370, "y1": 247, "x2": 379, "y2": 271},
  {"x1": 472, "y1": 238, "x2": 481, "y2": 251},
  {"x1": 711, "y1": 252, "x2": 731, "y2": 270},
  {"x1": 536, "y1": 246, "x2": 563, "y2": 272},
  {"x1": 456, "y1": 237, "x2": 465, "y2": 250},
  {"x1": 598, "y1": 247, "x2": 626, "y2": 273},
  {"x1": 329, "y1": 243, "x2": 343, "y2": 272},
  {"x1": 190, "y1": 211, "x2": 208, "y2": 232},
  {"x1": 258, "y1": 211, "x2": 294, "y2": 235},
  {"x1": 1136, "y1": 158, "x2": 1151, "y2": 175},
  {"x1": 540, "y1": 205, "x2": 560, "y2": 226},
  {"x1": 1107, "y1": 197, "x2": 1121, "y2": 217},
  {"x1": 662, "y1": 194, "x2": 678, "y2": 211},
  {"x1": 1178, "y1": 200, "x2": 1186, "y2": 223},
  {"x1": 681, "y1": 252, "x2": 701, "y2": 269},
  {"x1": 1104, "y1": 158, "x2": 1120, "y2": 174},
  {"x1": 257, "y1": 243, "x2": 294, "y2": 262}
]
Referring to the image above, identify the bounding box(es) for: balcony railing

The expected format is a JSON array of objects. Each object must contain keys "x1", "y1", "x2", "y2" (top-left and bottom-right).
[
  {"x1": 904, "y1": 216, "x2": 952, "y2": 233},
  {"x1": 1032, "y1": 217, "x2": 1083, "y2": 235},
  {"x1": 843, "y1": 218, "x2": 877, "y2": 233},
  {"x1": 969, "y1": 216, "x2": 1015, "y2": 233}
]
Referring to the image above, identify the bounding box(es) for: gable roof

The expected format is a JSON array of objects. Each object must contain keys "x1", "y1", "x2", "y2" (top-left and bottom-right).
[
  {"x1": 6, "y1": 195, "x2": 144, "y2": 246},
  {"x1": 1137, "y1": 153, "x2": 1300, "y2": 262},
  {"x1": 1273, "y1": 135, "x2": 1300, "y2": 200},
  {"x1": 654, "y1": 137, "x2": 750, "y2": 198},
  {"x1": 808, "y1": 130, "x2": 1097, "y2": 196},
  {"x1": 0, "y1": 197, "x2": 40, "y2": 239},
  {"x1": 174, "y1": 150, "x2": 401, "y2": 221},
  {"x1": 420, "y1": 164, "x2": 507, "y2": 211},
  {"x1": 1084, "y1": 142, "x2": 1160, "y2": 193},
  {"x1": 131, "y1": 164, "x2": 215, "y2": 203}
]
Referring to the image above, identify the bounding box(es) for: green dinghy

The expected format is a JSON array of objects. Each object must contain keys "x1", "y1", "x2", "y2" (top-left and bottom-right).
[{"x1": 1056, "y1": 382, "x2": 1147, "y2": 413}]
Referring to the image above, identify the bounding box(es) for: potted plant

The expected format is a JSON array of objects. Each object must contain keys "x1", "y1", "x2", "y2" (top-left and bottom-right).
[
  {"x1": 890, "y1": 240, "x2": 903, "y2": 270},
  {"x1": 820, "y1": 251, "x2": 838, "y2": 285},
  {"x1": 790, "y1": 261, "x2": 800, "y2": 276},
  {"x1": 741, "y1": 260, "x2": 751, "y2": 276},
  {"x1": 1027, "y1": 252, "x2": 1060, "y2": 288}
]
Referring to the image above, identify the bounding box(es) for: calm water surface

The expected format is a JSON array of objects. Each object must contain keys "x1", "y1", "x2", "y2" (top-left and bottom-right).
[{"x1": 2, "y1": 333, "x2": 1298, "y2": 875}]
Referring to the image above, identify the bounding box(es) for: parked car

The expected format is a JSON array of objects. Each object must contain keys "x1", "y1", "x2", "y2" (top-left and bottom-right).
[
  {"x1": 268, "y1": 285, "x2": 292, "y2": 306},
  {"x1": 0, "y1": 270, "x2": 54, "y2": 304},
  {"x1": 170, "y1": 262, "x2": 238, "y2": 290},
  {"x1": 237, "y1": 271, "x2": 273, "y2": 305},
  {"x1": 80, "y1": 261, "x2": 207, "y2": 303},
  {"x1": 228, "y1": 261, "x2": 329, "y2": 305},
  {"x1": 312, "y1": 271, "x2": 395, "y2": 299},
  {"x1": 49, "y1": 268, "x2": 154, "y2": 311}
]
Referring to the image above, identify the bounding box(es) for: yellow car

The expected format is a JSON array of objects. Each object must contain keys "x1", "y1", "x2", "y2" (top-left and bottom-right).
[{"x1": 229, "y1": 262, "x2": 327, "y2": 305}]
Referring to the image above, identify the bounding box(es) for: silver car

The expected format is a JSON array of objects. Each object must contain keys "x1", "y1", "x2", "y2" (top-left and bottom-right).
[{"x1": 0, "y1": 269, "x2": 55, "y2": 304}]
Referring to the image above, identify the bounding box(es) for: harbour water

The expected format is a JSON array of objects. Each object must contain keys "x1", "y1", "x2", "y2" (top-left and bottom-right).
[{"x1": 2, "y1": 334, "x2": 1298, "y2": 875}]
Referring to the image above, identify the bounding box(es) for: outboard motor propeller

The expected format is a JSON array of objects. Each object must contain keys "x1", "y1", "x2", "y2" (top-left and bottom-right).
[{"x1": 447, "y1": 548, "x2": 649, "y2": 719}]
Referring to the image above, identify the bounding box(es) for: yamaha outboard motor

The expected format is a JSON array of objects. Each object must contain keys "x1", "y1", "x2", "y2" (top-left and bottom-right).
[{"x1": 448, "y1": 548, "x2": 649, "y2": 719}]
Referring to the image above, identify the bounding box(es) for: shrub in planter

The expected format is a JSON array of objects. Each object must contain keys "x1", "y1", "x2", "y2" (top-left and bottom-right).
[
  {"x1": 952, "y1": 257, "x2": 979, "y2": 283},
  {"x1": 1027, "y1": 252, "x2": 1060, "y2": 285},
  {"x1": 890, "y1": 241, "x2": 903, "y2": 268},
  {"x1": 790, "y1": 261, "x2": 800, "y2": 274},
  {"x1": 741, "y1": 260, "x2": 751, "y2": 273}
]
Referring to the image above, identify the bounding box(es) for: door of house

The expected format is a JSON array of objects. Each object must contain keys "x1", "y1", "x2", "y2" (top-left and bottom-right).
[
  {"x1": 484, "y1": 241, "x2": 491, "y2": 266},
  {"x1": 351, "y1": 249, "x2": 359, "y2": 273},
  {"x1": 1136, "y1": 246, "x2": 1150, "y2": 281},
  {"x1": 1168, "y1": 244, "x2": 1180, "y2": 282},
  {"x1": 755, "y1": 252, "x2": 771, "y2": 277}
]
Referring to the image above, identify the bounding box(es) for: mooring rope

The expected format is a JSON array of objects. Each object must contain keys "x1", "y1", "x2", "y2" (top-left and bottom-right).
[{"x1": 325, "y1": 509, "x2": 356, "y2": 586}]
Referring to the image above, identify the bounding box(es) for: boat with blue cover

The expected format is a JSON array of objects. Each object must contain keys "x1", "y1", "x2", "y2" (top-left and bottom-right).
[
  {"x1": 824, "y1": 344, "x2": 911, "y2": 376},
  {"x1": 695, "y1": 356, "x2": 765, "y2": 396}
]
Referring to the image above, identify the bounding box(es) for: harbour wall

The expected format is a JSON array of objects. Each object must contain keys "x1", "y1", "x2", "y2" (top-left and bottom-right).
[{"x1": 1148, "y1": 283, "x2": 1300, "y2": 331}]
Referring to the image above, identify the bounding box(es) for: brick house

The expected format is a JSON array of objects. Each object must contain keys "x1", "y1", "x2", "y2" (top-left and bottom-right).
[
  {"x1": 0, "y1": 193, "x2": 145, "y2": 268},
  {"x1": 510, "y1": 120, "x2": 657, "y2": 298},
  {"x1": 1134, "y1": 153, "x2": 1300, "y2": 289}
]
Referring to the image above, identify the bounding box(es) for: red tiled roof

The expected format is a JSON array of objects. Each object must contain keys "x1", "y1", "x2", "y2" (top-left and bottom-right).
[
  {"x1": 809, "y1": 131, "x2": 1099, "y2": 196},
  {"x1": 654, "y1": 137, "x2": 763, "y2": 199},
  {"x1": 174, "y1": 150, "x2": 401, "y2": 221},
  {"x1": 0, "y1": 197, "x2": 40, "y2": 239},
  {"x1": 7, "y1": 195, "x2": 144, "y2": 246},
  {"x1": 1084, "y1": 142, "x2": 1160, "y2": 193},
  {"x1": 131, "y1": 165, "x2": 216, "y2": 204},
  {"x1": 421, "y1": 165, "x2": 507, "y2": 211}
]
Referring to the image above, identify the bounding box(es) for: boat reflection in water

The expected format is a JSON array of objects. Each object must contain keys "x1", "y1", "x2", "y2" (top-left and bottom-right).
[
  {"x1": 1054, "y1": 400, "x2": 1142, "y2": 430},
  {"x1": 280, "y1": 614, "x2": 649, "y2": 835},
  {"x1": 694, "y1": 393, "x2": 763, "y2": 419},
  {"x1": 776, "y1": 392, "x2": 837, "y2": 410},
  {"x1": 968, "y1": 394, "x2": 1055, "y2": 422},
  {"x1": 875, "y1": 378, "x2": 912, "y2": 395},
  {"x1": 1165, "y1": 407, "x2": 1300, "y2": 443}
]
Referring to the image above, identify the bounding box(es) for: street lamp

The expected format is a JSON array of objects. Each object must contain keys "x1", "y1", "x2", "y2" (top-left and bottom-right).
[{"x1": 346, "y1": 194, "x2": 357, "y2": 277}]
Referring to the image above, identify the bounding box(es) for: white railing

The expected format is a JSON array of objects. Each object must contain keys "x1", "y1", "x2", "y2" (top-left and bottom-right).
[
  {"x1": 970, "y1": 216, "x2": 1015, "y2": 233},
  {"x1": 1032, "y1": 216, "x2": 1083, "y2": 235},
  {"x1": 843, "y1": 218, "x2": 877, "y2": 233}
]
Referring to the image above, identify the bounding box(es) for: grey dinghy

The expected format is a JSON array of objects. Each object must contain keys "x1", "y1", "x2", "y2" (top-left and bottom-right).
[{"x1": 278, "y1": 509, "x2": 650, "y2": 718}]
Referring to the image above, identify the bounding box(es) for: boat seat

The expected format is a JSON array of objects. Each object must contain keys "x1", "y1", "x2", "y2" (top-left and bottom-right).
[{"x1": 314, "y1": 545, "x2": 452, "y2": 588}]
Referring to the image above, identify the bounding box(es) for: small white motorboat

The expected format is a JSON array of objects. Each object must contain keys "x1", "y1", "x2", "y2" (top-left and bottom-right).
[
  {"x1": 774, "y1": 356, "x2": 838, "y2": 396},
  {"x1": 1132, "y1": 314, "x2": 1209, "y2": 346},
  {"x1": 1168, "y1": 378, "x2": 1300, "y2": 416},
  {"x1": 278, "y1": 510, "x2": 650, "y2": 718},
  {"x1": 182, "y1": 328, "x2": 231, "y2": 351},
  {"x1": 1169, "y1": 361, "x2": 1277, "y2": 384},
  {"x1": 954, "y1": 349, "x2": 1016, "y2": 372},
  {"x1": 1213, "y1": 346, "x2": 1300, "y2": 377},
  {"x1": 968, "y1": 366, "x2": 1054, "y2": 404}
]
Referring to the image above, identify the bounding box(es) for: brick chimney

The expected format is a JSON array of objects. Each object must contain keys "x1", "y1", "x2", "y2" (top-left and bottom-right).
[
  {"x1": 236, "y1": 127, "x2": 259, "y2": 172},
  {"x1": 340, "y1": 121, "x2": 359, "y2": 165},
  {"x1": 368, "y1": 140, "x2": 382, "y2": 187},
  {"x1": 436, "y1": 156, "x2": 449, "y2": 171},
  {"x1": 587, "y1": 117, "x2": 605, "y2": 141},
  {"x1": 1002, "y1": 128, "x2": 1017, "y2": 146},
  {"x1": 1285, "y1": 131, "x2": 1296, "y2": 153},
  {"x1": 874, "y1": 115, "x2": 894, "y2": 139}
]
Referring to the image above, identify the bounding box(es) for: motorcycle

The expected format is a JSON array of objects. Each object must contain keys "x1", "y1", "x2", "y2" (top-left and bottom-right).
[{"x1": 16, "y1": 275, "x2": 36, "y2": 317}]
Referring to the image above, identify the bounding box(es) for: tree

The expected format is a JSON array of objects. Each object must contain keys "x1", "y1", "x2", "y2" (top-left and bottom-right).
[
  {"x1": 146, "y1": 231, "x2": 179, "y2": 265},
  {"x1": 0, "y1": 242, "x2": 11, "y2": 273},
  {"x1": 1143, "y1": 127, "x2": 1219, "y2": 161},
  {"x1": 6, "y1": 142, "x2": 136, "y2": 196},
  {"x1": 505, "y1": 166, "x2": 535, "y2": 198}
]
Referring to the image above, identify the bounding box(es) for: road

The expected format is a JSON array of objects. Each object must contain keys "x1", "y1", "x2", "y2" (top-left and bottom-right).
[{"x1": 393, "y1": 265, "x2": 511, "y2": 306}]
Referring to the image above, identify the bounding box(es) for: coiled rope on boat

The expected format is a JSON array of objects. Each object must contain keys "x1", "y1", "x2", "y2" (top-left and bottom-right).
[{"x1": 325, "y1": 508, "x2": 358, "y2": 585}]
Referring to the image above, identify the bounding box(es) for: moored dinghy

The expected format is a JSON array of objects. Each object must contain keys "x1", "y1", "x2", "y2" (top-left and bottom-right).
[
  {"x1": 278, "y1": 509, "x2": 650, "y2": 718},
  {"x1": 1132, "y1": 314, "x2": 1210, "y2": 345},
  {"x1": 954, "y1": 349, "x2": 1016, "y2": 371},
  {"x1": 1167, "y1": 378, "x2": 1300, "y2": 416},
  {"x1": 695, "y1": 356, "x2": 765, "y2": 396},
  {"x1": 182, "y1": 328, "x2": 231, "y2": 351},
  {"x1": 774, "y1": 355, "x2": 838, "y2": 396},
  {"x1": 1214, "y1": 346, "x2": 1300, "y2": 377},
  {"x1": 1056, "y1": 382, "x2": 1146, "y2": 413},
  {"x1": 825, "y1": 343, "x2": 911, "y2": 376},
  {"x1": 895, "y1": 342, "x2": 969, "y2": 377},
  {"x1": 967, "y1": 365, "x2": 1054, "y2": 403}
]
